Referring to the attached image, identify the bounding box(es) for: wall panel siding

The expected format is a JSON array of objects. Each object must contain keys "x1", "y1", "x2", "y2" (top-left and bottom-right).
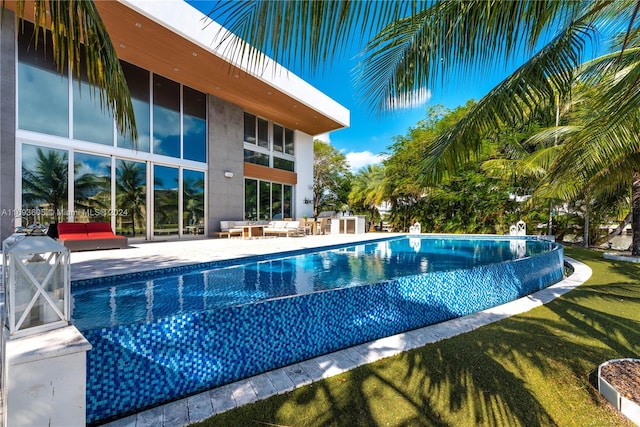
[{"x1": 244, "y1": 163, "x2": 297, "y2": 185}]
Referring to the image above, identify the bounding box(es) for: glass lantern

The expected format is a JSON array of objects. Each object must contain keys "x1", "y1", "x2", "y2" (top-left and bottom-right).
[{"x1": 2, "y1": 235, "x2": 70, "y2": 338}]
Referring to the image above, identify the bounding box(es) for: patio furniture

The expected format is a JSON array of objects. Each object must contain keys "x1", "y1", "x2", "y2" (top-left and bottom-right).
[
  {"x1": 263, "y1": 221, "x2": 305, "y2": 237},
  {"x1": 234, "y1": 223, "x2": 266, "y2": 239},
  {"x1": 211, "y1": 221, "x2": 243, "y2": 238},
  {"x1": 57, "y1": 222, "x2": 128, "y2": 251}
]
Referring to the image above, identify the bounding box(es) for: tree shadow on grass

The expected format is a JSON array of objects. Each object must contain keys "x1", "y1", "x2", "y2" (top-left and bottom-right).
[{"x1": 196, "y1": 249, "x2": 639, "y2": 427}]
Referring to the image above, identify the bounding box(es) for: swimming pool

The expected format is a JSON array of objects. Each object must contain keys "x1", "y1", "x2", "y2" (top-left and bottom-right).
[{"x1": 72, "y1": 235, "x2": 564, "y2": 424}]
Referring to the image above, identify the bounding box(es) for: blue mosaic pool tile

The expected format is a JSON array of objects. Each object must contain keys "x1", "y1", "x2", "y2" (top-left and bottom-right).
[{"x1": 83, "y1": 241, "x2": 564, "y2": 424}]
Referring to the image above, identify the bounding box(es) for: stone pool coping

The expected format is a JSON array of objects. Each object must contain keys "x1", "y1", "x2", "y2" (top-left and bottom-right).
[{"x1": 101, "y1": 255, "x2": 590, "y2": 427}]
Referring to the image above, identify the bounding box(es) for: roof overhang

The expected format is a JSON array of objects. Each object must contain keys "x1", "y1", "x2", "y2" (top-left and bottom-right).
[{"x1": 8, "y1": 0, "x2": 350, "y2": 136}]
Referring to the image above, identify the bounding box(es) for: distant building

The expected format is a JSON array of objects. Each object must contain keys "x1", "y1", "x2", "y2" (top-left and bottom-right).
[{"x1": 0, "y1": 0, "x2": 349, "y2": 242}]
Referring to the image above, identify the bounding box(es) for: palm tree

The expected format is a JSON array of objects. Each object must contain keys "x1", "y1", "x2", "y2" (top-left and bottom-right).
[
  {"x1": 22, "y1": 148, "x2": 68, "y2": 224},
  {"x1": 349, "y1": 164, "x2": 386, "y2": 231},
  {"x1": 183, "y1": 176, "x2": 205, "y2": 231},
  {"x1": 74, "y1": 161, "x2": 111, "y2": 219},
  {"x1": 3, "y1": 0, "x2": 136, "y2": 140},
  {"x1": 115, "y1": 161, "x2": 146, "y2": 236}
]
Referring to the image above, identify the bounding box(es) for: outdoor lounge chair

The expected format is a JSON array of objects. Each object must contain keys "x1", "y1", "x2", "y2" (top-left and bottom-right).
[{"x1": 263, "y1": 221, "x2": 305, "y2": 237}]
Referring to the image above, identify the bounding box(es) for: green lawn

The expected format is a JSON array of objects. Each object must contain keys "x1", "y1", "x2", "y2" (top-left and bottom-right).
[{"x1": 195, "y1": 247, "x2": 639, "y2": 426}]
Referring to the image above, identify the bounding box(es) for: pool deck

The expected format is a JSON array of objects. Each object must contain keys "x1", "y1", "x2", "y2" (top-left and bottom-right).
[{"x1": 64, "y1": 234, "x2": 589, "y2": 426}]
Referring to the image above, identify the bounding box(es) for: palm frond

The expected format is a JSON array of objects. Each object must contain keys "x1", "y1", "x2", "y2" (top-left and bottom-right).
[
  {"x1": 209, "y1": 0, "x2": 418, "y2": 76},
  {"x1": 419, "y1": 18, "x2": 596, "y2": 183},
  {"x1": 356, "y1": 0, "x2": 588, "y2": 112}
]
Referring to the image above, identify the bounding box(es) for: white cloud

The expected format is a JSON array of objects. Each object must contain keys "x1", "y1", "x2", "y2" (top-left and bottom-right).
[
  {"x1": 346, "y1": 151, "x2": 388, "y2": 173},
  {"x1": 314, "y1": 132, "x2": 331, "y2": 144},
  {"x1": 387, "y1": 87, "x2": 432, "y2": 110}
]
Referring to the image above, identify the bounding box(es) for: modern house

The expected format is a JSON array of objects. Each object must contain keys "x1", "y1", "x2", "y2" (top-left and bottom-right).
[{"x1": 0, "y1": 0, "x2": 349, "y2": 243}]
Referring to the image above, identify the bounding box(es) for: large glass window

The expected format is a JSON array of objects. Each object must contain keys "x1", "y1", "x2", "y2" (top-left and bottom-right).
[
  {"x1": 244, "y1": 149, "x2": 270, "y2": 166},
  {"x1": 73, "y1": 57, "x2": 114, "y2": 145},
  {"x1": 244, "y1": 178, "x2": 258, "y2": 221},
  {"x1": 244, "y1": 113, "x2": 256, "y2": 144},
  {"x1": 74, "y1": 153, "x2": 111, "y2": 222},
  {"x1": 118, "y1": 62, "x2": 151, "y2": 152},
  {"x1": 257, "y1": 118, "x2": 269, "y2": 148},
  {"x1": 272, "y1": 183, "x2": 282, "y2": 219},
  {"x1": 183, "y1": 169, "x2": 205, "y2": 235},
  {"x1": 21, "y1": 144, "x2": 69, "y2": 227},
  {"x1": 115, "y1": 159, "x2": 146, "y2": 237},
  {"x1": 183, "y1": 87, "x2": 207, "y2": 162},
  {"x1": 244, "y1": 179, "x2": 294, "y2": 220},
  {"x1": 259, "y1": 181, "x2": 271, "y2": 220},
  {"x1": 153, "y1": 75, "x2": 181, "y2": 158},
  {"x1": 273, "y1": 157, "x2": 295, "y2": 172},
  {"x1": 283, "y1": 185, "x2": 293, "y2": 219},
  {"x1": 154, "y1": 165, "x2": 179, "y2": 236},
  {"x1": 243, "y1": 113, "x2": 268, "y2": 148},
  {"x1": 285, "y1": 128, "x2": 295, "y2": 155},
  {"x1": 17, "y1": 23, "x2": 69, "y2": 137},
  {"x1": 273, "y1": 124, "x2": 284, "y2": 153}
]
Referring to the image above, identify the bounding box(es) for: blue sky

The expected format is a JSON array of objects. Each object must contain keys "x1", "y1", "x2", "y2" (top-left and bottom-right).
[{"x1": 184, "y1": 1, "x2": 582, "y2": 172}]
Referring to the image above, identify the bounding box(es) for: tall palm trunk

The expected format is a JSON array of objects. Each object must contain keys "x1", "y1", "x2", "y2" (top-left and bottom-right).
[{"x1": 632, "y1": 172, "x2": 640, "y2": 256}]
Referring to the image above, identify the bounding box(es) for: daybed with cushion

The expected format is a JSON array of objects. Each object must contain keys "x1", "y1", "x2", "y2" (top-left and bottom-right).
[
  {"x1": 57, "y1": 222, "x2": 128, "y2": 251},
  {"x1": 263, "y1": 221, "x2": 305, "y2": 237},
  {"x1": 210, "y1": 221, "x2": 244, "y2": 238}
]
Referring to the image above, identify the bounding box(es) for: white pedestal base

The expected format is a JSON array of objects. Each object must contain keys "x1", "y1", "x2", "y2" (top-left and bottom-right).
[{"x1": 3, "y1": 326, "x2": 92, "y2": 427}]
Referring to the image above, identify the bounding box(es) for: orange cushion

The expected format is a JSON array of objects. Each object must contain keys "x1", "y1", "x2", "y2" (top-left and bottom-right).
[
  {"x1": 59, "y1": 233, "x2": 91, "y2": 240},
  {"x1": 87, "y1": 232, "x2": 119, "y2": 238}
]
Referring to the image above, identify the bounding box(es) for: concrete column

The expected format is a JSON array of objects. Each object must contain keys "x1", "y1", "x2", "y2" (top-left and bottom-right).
[
  {"x1": 207, "y1": 95, "x2": 244, "y2": 233},
  {"x1": 294, "y1": 130, "x2": 314, "y2": 218},
  {"x1": 0, "y1": 11, "x2": 16, "y2": 243},
  {"x1": 3, "y1": 326, "x2": 92, "y2": 427}
]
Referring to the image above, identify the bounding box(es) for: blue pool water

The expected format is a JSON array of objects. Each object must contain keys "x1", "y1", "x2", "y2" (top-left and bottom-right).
[{"x1": 72, "y1": 235, "x2": 564, "y2": 424}]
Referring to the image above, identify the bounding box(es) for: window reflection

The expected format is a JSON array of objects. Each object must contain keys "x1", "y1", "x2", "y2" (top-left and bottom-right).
[
  {"x1": 244, "y1": 149, "x2": 270, "y2": 166},
  {"x1": 244, "y1": 179, "x2": 293, "y2": 220},
  {"x1": 245, "y1": 179, "x2": 257, "y2": 220},
  {"x1": 154, "y1": 165, "x2": 179, "y2": 235},
  {"x1": 183, "y1": 87, "x2": 207, "y2": 162},
  {"x1": 118, "y1": 62, "x2": 151, "y2": 152},
  {"x1": 283, "y1": 185, "x2": 292, "y2": 219},
  {"x1": 183, "y1": 170, "x2": 205, "y2": 235},
  {"x1": 153, "y1": 75, "x2": 180, "y2": 158},
  {"x1": 17, "y1": 22, "x2": 69, "y2": 137},
  {"x1": 244, "y1": 112, "x2": 256, "y2": 143},
  {"x1": 115, "y1": 160, "x2": 146, "y2": 237},
  {"x1": 273, "y1": 124, "x2": 284, "y2": 152},
  {"x1": 22, "y1": 144, "x2": 69, "y2": 227},
  {"x1": 273, "y1": 157, "x2": 294, "y2": 171},
  {"x1": 74, "y1": 153, "x2": 111, "y2": 222},
  {"x1": 259, "y1": 181, "x2": 271, "y2": 220},
  {"x1": 73, "y1": 55, "x2": 114, "y2": 145},
  {"x1": 285, "y1": 128, "x2": 295, "y2": 155},
  {"x1": 272, "y1": 183, "x2": 282, "y2": 219}
]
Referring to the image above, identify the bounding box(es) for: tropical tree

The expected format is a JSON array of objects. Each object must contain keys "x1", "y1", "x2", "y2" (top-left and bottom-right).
[
  {"x1": 210, "y1": 1, "x2": 640, "y2": 253},
  {"x1": 22, "y1": 148, "x2": 68, "y2": 224},
  {"x1": 313, "y1": 140, "x2": 351, "y2": 216},
  {"x1": 183, "y1": 176, "x2": 205, "y2": 232},
  {"x1": 3, "y1": 1, "x2": 136, "y2": 140},
  {"x1": 115, "y1": 161, "x2": 146, "y2": 236},
  {"x1": 74, "y1": 162, "x2": 111, "y2": 221},
  {"x1": 348, "y1": 164, "x2": 386, "y2": 231}
]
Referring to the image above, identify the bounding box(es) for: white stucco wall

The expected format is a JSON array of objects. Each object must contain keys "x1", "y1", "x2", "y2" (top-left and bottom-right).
[{"x1": 295, "y1": 130, "x2": 315, "y2": 218}]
